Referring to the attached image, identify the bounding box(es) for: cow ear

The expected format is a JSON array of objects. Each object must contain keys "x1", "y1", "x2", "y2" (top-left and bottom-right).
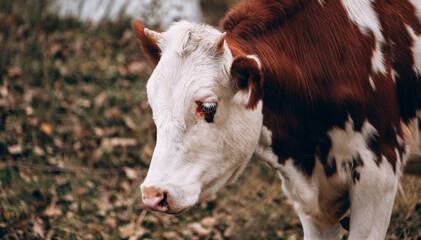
[
  {"x1": 132, "y1": 20, "x2": 162, "y2": 66},
  {"x1": 230, "y1": 55, "x2": 264, "y2": 109}
]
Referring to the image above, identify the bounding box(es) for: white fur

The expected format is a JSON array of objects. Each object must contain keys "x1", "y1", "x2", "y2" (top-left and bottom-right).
[
  {"x1": 348, "y1": 155, "x2": 399, "y2": 240},
  {"x1": 405, "y1": 24, "x2": 421, "y2": 73},
  {"x1": 256, "y1": 117, "x2": 402, "y2": 239},
  {"x1": 369, "y1": 76, "x2": 376, "y2": 90},
  {"x1": 391, "y1": 69, "x2": 398, "y2": 83},
  {"x1": 247, "y1": 55, "x2": 262, "y2": 69},
  {"x1": 142, "y1": 21, "x2": 264, "y2": 213},
  {"x1": 342, "y1": 0, "x2": 386, "y2": 74}
]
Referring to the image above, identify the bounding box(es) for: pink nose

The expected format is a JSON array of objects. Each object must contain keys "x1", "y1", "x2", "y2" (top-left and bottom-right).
[{"x1": 142, "y1": 186, "x2": 169, "y2": 212}]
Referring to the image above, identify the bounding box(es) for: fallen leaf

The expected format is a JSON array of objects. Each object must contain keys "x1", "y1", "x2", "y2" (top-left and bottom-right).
[
  {"x1": 110, "y1": 138, "x2": 137, "y2": 147},
  {"x1": 45, "y1": 229, "x2": 55, "y2": 240},
  {"x1": 43, "y1": 204, "x2": 63, "y2": 217},
  {"x1": 33, "y1": 146, "x2": 45, "y2": 156},
  {"x1": 0, "y1": 82, "x2": 8, "y2": 97},
  {"x1": 105, "y1": 216, "x2": 117, "y2": 229},
  {"x1": 201, "y1": 216, "x2": 217, "y2": 228},
  {"x1": 31, "y1": 217, "x2": 45, "y2": 238},
  {"x1": 7, "y1": 66, "x2": 22, "y2": 77},
  {"x1": 123, "y1": 115, "x2": 137, "y2": 131},
  {"x1": 94, "y1": 92, "x2": 107, "y2": 108},
  {"x1": 18, "y1": 171, "x2": 31, "y2": 183},
  {"x1": 120, "y1": 180, "x2": 131, "y2": 193},
  {"x1": 41, "y1": 123, "x2": 53, "y2": 136},
  {"x1": 142, "y1": 145, "x2": 154, "y2": 158},
  {"x1": 123, "y1": 167, "x2": 139, "y2": 180},
  {"x1": 127, "y1": 61, "x2": 146, "y2": 75},
  {"x1": 118, "y1": 223, "x2": 147, "y2": 239},
  {"x1": 8, "y1": 144, "x2": 22, "y2": 155},
  {"x1": 25, "y1": 106, "x2": 34, "y2": 115},
  {"x1": 188, "y1": 222, "x2": 211, "y2": 238},
  {"x1": 75, "y1": 186, "x2": 88, "y2": 195},
  {"x1": 108, "y1": 107, "x2": 121, "y2": 119},
  {"x1": 223, "y1": 223, "x2": 235, "y2": 238},
  {"x1": 162, "y1": 231, "x2": 178, "y2": 239},
  {"x1": 75, "y1": 99, "x2": 91, "y2": 108}
]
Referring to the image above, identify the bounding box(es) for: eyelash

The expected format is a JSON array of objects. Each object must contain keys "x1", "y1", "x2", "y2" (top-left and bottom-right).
[{"x1": 195, "y1": 101, "x2": 217, "y2": 123}]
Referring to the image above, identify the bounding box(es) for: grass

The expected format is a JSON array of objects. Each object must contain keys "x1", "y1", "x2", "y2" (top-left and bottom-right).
[{"x1": 0, "y1": 0, "x2": 420, "y2": 239}]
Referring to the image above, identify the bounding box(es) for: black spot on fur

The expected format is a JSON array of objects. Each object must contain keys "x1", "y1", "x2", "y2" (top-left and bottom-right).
[
  {"x1": 352, "y1": 153, "x2": 364, "y2": 168},
  {"x1": 366, "y1": 134, "x2": 381, "y2": 164},
  {"x1": 351, "y1": 153, "x2": 363, "y2": 183},
  {"x1": 325, "y1": 156, "x2": 337, "y2": 177},
  {"x1": 352, "y1": 170, "x2": 360, "y2": 183},
  {"x1": 395, "y1": 72, "x2": 421, "y2": 124}
]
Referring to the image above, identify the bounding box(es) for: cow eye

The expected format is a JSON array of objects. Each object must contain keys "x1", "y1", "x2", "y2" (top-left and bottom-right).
[{"x1": 195, "y1": 101, "x2": 217, "y2": 123}]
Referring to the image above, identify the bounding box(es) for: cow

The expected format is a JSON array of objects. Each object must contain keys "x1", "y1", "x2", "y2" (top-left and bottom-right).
[{"x1": 132, "y1": 0, "x2": 421, "y2": 239}]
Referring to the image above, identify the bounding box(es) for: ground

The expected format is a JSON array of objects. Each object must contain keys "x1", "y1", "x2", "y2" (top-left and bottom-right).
[{"x1": 0, "y1": 0, "x2": 420, "y2": 239}]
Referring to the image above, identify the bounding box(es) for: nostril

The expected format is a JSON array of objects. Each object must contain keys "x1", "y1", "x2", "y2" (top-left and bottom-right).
[
  {"x1": 141, "y1": 187, "x2": 169, "y2": 212},
  {"x1": 158, "y1": 192, "x2": 168, "y2": 208}
]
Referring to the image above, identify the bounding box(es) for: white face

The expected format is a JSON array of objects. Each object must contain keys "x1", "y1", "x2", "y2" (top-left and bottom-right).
[{"x1": 140, "y1": 22, "x2": 264, "y2": 213}]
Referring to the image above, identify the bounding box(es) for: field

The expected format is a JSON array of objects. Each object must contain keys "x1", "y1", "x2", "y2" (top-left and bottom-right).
[{"x1": 0, "y1": 0, "x2": 420, "y2": 239}]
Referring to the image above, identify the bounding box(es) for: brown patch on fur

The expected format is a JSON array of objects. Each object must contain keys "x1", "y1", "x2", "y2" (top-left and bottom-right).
[
  {"x1": 230, "y1": 56, "x2": 264, "y2": 109},
  {"x1": 132, "y1": 20, "x2": 161, "y2": 66},
  {"x1": 220, "y1": 0, "x2": 416, "y2": 175}
]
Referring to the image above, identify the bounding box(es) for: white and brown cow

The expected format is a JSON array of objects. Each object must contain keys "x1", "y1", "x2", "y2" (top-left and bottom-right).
[{"x1": 132, "y1": 0, "x2": 421, "y2": 239}]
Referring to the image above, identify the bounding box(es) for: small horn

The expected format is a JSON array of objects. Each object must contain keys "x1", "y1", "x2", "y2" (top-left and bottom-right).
[
  {"x1": 214, "y1": 32, "x2": 226, "y2": 52},
  {"x1": 144, "y1": 28, "x2": 163, "y2": 43}
]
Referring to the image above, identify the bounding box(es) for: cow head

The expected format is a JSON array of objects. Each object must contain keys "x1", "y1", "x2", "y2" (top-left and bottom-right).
[{"x1": 133, "y1": 20, "x2": 264, "y2": 213}]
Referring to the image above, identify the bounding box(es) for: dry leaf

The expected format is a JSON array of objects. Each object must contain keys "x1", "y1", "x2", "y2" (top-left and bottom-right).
[
  {"x1": 105, "y1": 216, "x2": 117, "y2": 229},
  {"x1": 94, "y1": 92, "x2": 107, "y2": 108},
  {"x1": 0, "y1": 82, "x2": 8, "y2": 97},
  {"x1": 43, "y1": 204, "x2": 63, "y2": 217},
  {"x1": 142, "y1": 145, "x2": 154, "y2": 158},
  {"x1": 127, "y1": 61, "x2": 146, "y2": 75},
  {"x1": 75, "y1": 186, "x2": 88, "y2": 195},
  {"x1": 7, "y1": 66, "x2": 22, "y2": 77},
  {"x1": 123, "y1": 167, "x2": 139, "y2": 180},
  {"x1": 110, "y1": 138, "x2": 137, "y2": 147},
  {"x1": 123, "y1": 115, "x2": 137, "y2": 131},
  {"x1": 75, "y1": 99, "x2": 91, "y2": 108},
  {"x1": 118, "y1": 224, "x2": 147, "y2": 239},
  {"x1": 45, "y1": 230, "x2": 55, "y2": 240},
  {"x1": 41, "y1": 123, "x2": 53, "y2": 136},
  {"x1": 33, "y1": 146, "x2": 45, "y2": 156},
  {"x1": 8, "y1": 144, "x2": 22, "y2": 155},
  {"x1": 188, "y1": 222, "x2": 211, "y2": 238},
  {"x1": 201, "y1": 216, "x2": 217, "y2": 228},
  {"x1": 223, "y1": 223, "x2": 235, "y2": 238},
  {"x1": 18, "y1": 171, "x2": 31, "y2": 183},
  {"x1": 31, "y1": 218, "x2": 45, "y2": 238},
  {"x1": 108, "y1": 107, "x2": 121, "y2": 119},
  {"x1": 162, "y1": 231, "x2": 178, "y2": 239}
]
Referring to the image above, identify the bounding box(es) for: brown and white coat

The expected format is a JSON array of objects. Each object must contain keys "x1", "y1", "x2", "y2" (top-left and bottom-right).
[{"x1": 133, "y1": 0, "x2": 421, "y2": 239}]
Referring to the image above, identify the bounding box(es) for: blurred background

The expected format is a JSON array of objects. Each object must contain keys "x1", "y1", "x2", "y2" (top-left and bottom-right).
[{"x1": 0, "y1": 0, "x2": 420, "y2": 239}]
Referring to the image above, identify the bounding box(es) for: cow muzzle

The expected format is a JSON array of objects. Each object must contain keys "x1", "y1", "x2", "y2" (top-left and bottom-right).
[{"x1": 141, "y1": 186, "x2": 169, "y2": 213}]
